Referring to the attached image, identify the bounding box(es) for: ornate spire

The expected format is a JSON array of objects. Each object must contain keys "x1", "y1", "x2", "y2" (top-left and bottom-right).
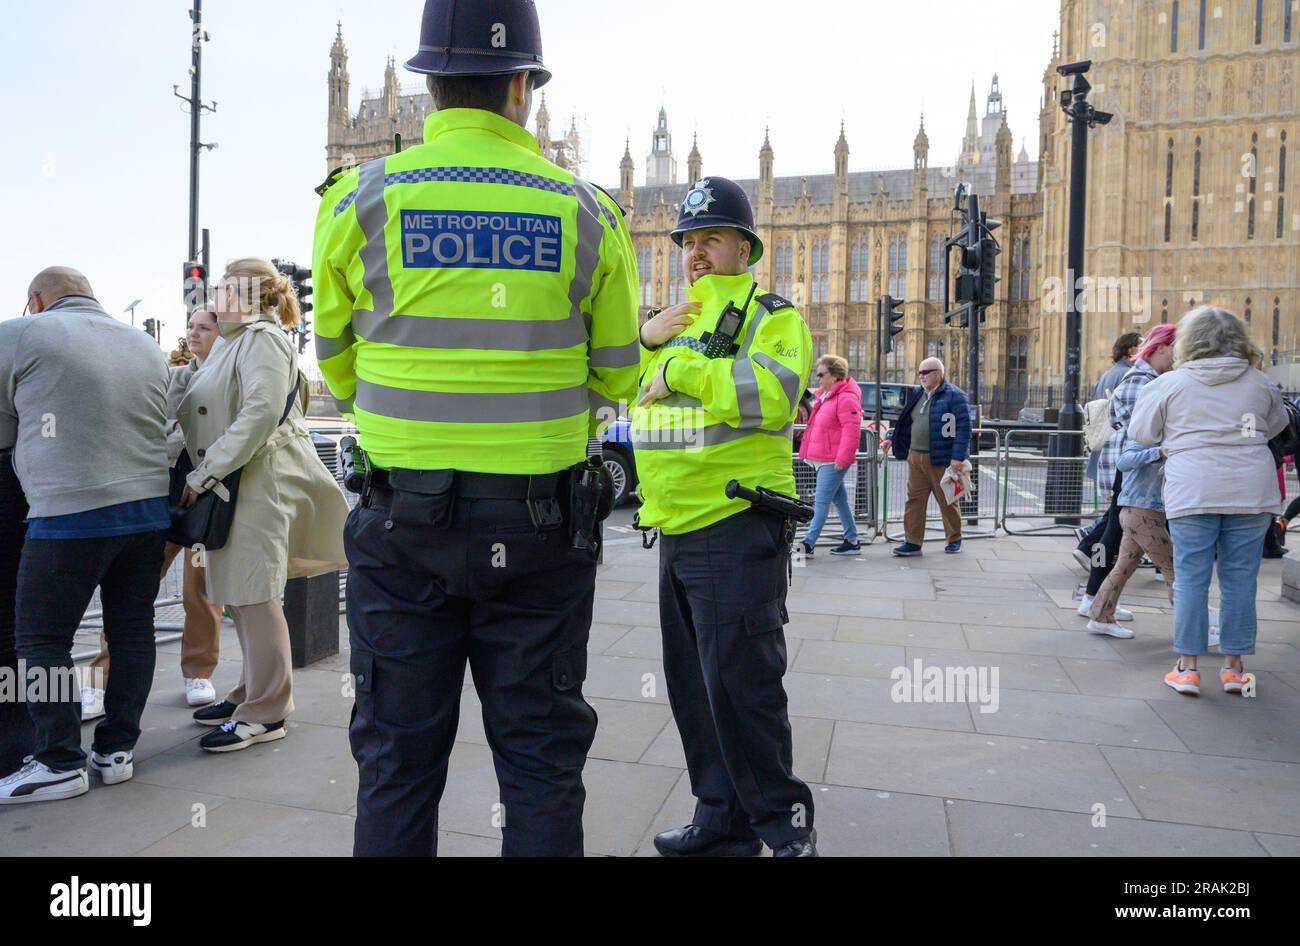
[{"x1": 687, "y1": 132, "x2": 702, "y2": 183}]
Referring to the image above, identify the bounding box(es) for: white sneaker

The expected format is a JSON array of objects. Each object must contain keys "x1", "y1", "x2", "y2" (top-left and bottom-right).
[
  {"x1": 1078, "y1": 596, "x2": 1134, "y2": 621},
  {"x1": 185, "y1": 678, "x2": 217, "y2": 707},
  {"x1": 80, "y1": 686, "x2": 105, "y2": 722},
  {"x1": 0, "y1": 757, "x2": 88, "y2": 805},
  {"x1": 89, "y1": 750, "x2": 134, "y2": 785},
  {"x1": 1087, "y1": 619, "x2": 1134, "y2": 639}
]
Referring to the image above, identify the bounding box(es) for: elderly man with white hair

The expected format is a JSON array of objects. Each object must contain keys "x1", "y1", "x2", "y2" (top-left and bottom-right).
[{"x1": 884, "y1": 356, "x2": 971, "y2": 555}]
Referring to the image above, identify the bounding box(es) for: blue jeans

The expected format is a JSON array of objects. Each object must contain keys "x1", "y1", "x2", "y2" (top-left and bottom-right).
[
  {"x1": 804, "y1": 463, "x2": 858, "y2": 546},
  {"x1": 1167, "y1": 513, "x2": 1272, "y2": 657}
]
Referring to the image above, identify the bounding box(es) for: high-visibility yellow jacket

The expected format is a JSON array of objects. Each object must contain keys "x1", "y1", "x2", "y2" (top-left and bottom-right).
[
  {"x1": 312, "y1": 108, "x2": 640, "y2": 473},
  {"x1": 631, "y1": 272, "x2": 813, "y2": 534}
]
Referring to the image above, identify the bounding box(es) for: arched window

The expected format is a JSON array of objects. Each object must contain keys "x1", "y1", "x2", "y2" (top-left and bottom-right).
[
  {"x1": 1248, "y1": 132, "x2": 1258, "y2": 240},
  {"x1": 1197, "y1": 0, "x2": 1207, "y2": 49},
  {"x1": 928, "y1": 236, "x2": 941, "y2": 301},
  {"x1": 1164, "y1": 138, "x2": 1175, "y2": 242},
  {"x1": 1171, "y1": 0, "x2": 1180, "y2": 52},
  {"x1": 1287, "y1": 0, "x2": 1294, "y2": 43},
  {"x1": 1254, "y1": 0, "x2": 1264, "y2": 44},
  {"x1": 774, "y1": 239, "x2": 792, "y2": 298},
  {"x1": 1273, "y1": 297, "x2": 1282, "y2": 365},
  {"x1": 1277, "y1": 131, "x2": 1288, "y2": 239},
  {"x1": 811, "y1": 237, "x2": 829, "y2": 304},
  {"x1": 849, "y1": 238, "x2": 868, "y2": 303},
  {"x1": 637, "y1": 245, "x2": 652, "y2": 306},
  {"x1": 668, "y1": 253, "x2": 683, "y2": 305},
  {"x1": 1018, "y1": 236, "x2": 1032, "y2": 300},
  {"x1": 1191, "y1": 136, "x2": 1202, "y2": 242}
]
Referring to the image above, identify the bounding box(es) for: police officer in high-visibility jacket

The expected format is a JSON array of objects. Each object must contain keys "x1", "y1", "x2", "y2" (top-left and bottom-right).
[
  {"x1": 633, "y1": 176, "x2": 819, "y2": 857},
  {"x1": 312, "y1": 0, "x2": 639, "y2": 857}
]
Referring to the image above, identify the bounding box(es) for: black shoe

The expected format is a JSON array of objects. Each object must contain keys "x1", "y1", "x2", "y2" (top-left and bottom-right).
[
  {"x1": 199, "y1": 719, "x2": 287, "y2": 753},
  {"x1": 829, "y1": 540, "x2": 861, "y2": 556},
  {"x1": 800, "y1": 541, "x2": 814, "y2": 558},
  {"x1": 193, "y1": 700, "x2": 238, "y2": 727},
  {"x1": 773, "y1": 829, "x2": 819, "y2": 857},
  {"x1": 653, "y1": 824, "x2": 763, "y2": 857}
]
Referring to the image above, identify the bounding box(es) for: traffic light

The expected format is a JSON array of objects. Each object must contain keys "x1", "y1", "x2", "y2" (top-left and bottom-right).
[
  {"x1": 183, "y1": 261, "x2": 207, "y2": 312},
  {"x1": 977, "y1": 232, "x2": 998, "y2": 306},
  {"x1": 883, "y1": 295, "x2": 905, "y2": 354},
  {"x1": 142, "y1": 318, "x2": 159, "y2": 342},
  {"x1": 272, "y1": 259, "x2": 313, "y2": 355}
]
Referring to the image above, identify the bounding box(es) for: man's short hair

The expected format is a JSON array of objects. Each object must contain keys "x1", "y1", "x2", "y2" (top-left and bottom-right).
[
  {"x1": 426, "y1": 73, "x2": 526, "y2": 114},
  {"x1": 1112, "y1": 332, "x2": 1142, "y2": 362}
]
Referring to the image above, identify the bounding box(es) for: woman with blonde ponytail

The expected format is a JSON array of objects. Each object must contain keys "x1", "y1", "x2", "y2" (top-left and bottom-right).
[{"x1": 176, "y1": 257, "x2": 348, "y2": 752}]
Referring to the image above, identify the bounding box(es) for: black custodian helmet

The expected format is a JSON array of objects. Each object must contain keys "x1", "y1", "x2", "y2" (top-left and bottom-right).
[
  {"x1": 670, "y1": 176, "x2": 763, "y2": 266},
  {"x1": 405, "y1": 0, "x2": 551, "y2": 88}
]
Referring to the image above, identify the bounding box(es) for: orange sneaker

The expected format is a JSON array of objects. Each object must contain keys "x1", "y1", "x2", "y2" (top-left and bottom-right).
[
  {"x1": 1163, "y1": 664, "x2": 1201, "y2": 696},
  {"x1": 1220, "y1": 668, "x2": 1246, "y2": 694}
]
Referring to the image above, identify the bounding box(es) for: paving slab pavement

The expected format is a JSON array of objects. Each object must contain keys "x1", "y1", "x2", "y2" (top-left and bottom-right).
[{"x1": 4, "y1": 527, "x2": 1297, "y2": 856}]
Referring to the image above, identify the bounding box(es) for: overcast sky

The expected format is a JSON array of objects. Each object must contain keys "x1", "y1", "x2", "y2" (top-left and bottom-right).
[{"x1": 1, "y1": 0, "x2": 1060, "y2": 373}]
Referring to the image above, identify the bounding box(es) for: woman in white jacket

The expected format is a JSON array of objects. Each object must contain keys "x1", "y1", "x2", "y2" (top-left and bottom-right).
[
  {"x1": 1128, "y1": 307, "x2": 1289, "y2": 697},
  {"x1": 177, "y1": 258, "x2": 349, "y2": 752}
]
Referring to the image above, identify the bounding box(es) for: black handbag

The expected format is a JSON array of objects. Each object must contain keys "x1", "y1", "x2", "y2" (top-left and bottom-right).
[{"x1": 165, "y1": 362, "x2": 301, "y2": 552}]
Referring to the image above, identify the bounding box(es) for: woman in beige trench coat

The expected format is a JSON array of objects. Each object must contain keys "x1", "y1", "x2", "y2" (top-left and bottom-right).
[{"x1": 176, "y1": 257, "x2": 348, "y2": 753}]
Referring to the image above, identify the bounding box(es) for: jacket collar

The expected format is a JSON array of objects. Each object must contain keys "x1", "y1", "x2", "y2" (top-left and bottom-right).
[
  {"x1": 218, "y1": 312, "x2": 276, "y2": 340},
  {"x1": 422, "y1": 108, "x2": 541, "y2": 156},
  {"x1": 42, "y1": 295, "x2": 104, "y2": 316},
  {"x1": 685, "y1": 272, "x2": 756, "y2": 312}
]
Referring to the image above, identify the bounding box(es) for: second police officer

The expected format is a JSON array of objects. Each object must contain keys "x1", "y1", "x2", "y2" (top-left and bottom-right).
[
  {"x1": 312, "y1": 0, "x2": 639, "y2": 856},
  {"x1": 633, "y1": 176, "x2": 819, "y2": 856}
]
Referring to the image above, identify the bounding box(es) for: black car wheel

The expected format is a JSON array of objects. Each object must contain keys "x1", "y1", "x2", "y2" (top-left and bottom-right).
[{"x1": 603, "y1": 448, "x2": 634, "y2": 507}]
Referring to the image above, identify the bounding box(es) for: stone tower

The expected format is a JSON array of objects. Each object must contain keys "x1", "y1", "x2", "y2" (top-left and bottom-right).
[
  {"x1": 619, "y1": 139, "x2": 635, "y2": 211},
  {"x1": 687, "y1": 133, "x2": 702, "y2": 184},
  {"x1": 647, "y1": 107, "x2": 677, "y2": 187},
  {"x1": 326, "y1": 23, "x2": 351, "y2": 170}
]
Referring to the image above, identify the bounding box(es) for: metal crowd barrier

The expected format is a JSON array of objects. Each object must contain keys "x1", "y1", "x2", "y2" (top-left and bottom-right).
[
  {"x1": 792, "y1": 425, "x2": 883, "y2": 545},
  {"x1": 880, "y1": 428, "x2": 1001, "y2": 543},
  {"x1": 999, "y1": 429, "x2": 1109, "y2": 535}
]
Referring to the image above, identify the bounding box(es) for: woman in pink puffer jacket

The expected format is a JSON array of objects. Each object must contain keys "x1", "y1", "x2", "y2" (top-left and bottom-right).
[{"x1": 798, "y1": 355, "x2": 863, "y2": 555}]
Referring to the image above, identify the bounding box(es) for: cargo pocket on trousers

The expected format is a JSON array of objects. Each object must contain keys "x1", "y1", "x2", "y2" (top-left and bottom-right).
[
  {"x1": 349, "y1": 651, "x2": 377, "y2": 787},
  {"x1": 734, "y1": 599, "x2": 790, "y2": 705},
  {"x1": 743, "y1": 599, "x2": 789, "y2": 637},
  {"x1": 552, "y1": 646, "x2": 588, "y2": 691}
]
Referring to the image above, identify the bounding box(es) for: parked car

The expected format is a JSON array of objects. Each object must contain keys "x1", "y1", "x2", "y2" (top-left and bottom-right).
[
  {"x1": 857, "y1": 381, "x2": 911, "y2": 425},
  {"x1": 600, "y1": 418, "x2": 637, "y2": 507}
]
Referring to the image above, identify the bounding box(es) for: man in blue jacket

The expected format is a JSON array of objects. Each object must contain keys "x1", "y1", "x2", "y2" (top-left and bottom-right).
[{"x1": 885, "y1": 357, "x2": 970, "y2": 555}]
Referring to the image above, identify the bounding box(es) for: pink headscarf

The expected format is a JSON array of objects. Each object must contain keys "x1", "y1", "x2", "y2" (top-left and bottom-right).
[{"x1": 1136, "y1": 323, "x2": 1177, "y2": 363}]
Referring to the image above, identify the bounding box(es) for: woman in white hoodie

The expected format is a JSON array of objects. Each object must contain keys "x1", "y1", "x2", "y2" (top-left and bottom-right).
[{"x1": 1128, "y1": 307, "x2": 1289, "y2": 697}]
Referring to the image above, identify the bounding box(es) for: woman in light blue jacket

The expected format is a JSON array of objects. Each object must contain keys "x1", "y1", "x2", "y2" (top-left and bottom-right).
[{"x1": 1085, "y1": 438, "x2": 1175, "y2": 638}]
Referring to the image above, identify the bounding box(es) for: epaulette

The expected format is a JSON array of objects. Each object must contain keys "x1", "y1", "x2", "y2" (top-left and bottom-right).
[
  {"x1": 314, "y1": 164, "x2": 355, "y2": 197},
  {"x1": 592, "y1": 183, "x2": 628, "y2": 218},
  {"x1": 756, "y1": 292, "x2": 795, "y2": 313}
]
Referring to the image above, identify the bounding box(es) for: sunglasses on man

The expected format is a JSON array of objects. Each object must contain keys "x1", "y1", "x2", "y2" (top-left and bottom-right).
[{"x1": 917, "y1": 368, "x2": 939, "y2": 376}]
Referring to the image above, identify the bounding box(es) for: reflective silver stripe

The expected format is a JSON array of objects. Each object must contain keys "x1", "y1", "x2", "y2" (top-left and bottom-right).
[
  {"x1": 315, "y1": 327, "x2": 356, "y2": 361},
  {"x1": 351, "y1": 309, "x2": 586, "y2": 351},
  {"x1": 355, "y1": 159, "x2": 395, "y2": 320},
  {"x1": 732, "y1": 302, "x2": 769, "y2": 428},
  {"x1": 588, "y1": 390, "x2": 623, "y2": 419},
  {"x1": 753, "y1": 352, "x2": 802, "y2": 414},
  {"x1": 632, "y1": 421, "x2": 793, "y2": 451},
  {"x1": 569, "y1": 179, "x2": 604, "y2": 333},
  {"x1": 356, "y1": 378, "x2": 589, "y2": 424},
  {"x1": 588, "y1": 339, "x2": 640, "y2": 369}
]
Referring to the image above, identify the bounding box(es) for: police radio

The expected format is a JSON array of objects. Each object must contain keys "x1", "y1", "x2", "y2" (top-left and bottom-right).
[{"x1": 700, "y1": 283, "x2": 756, "y2": 359}]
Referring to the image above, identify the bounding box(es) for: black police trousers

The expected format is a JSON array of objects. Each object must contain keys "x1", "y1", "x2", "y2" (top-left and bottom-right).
[
  {"x1": 658, "y1": 507, "x2": 814, "y2": 848},
  {"x1": 344, "y1": 491, "x2": 598, "y2": 857}
]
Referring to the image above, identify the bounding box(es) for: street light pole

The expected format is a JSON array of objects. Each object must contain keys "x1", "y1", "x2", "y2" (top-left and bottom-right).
[
  {"x1": 174, "y1": 3, "x2": 216, "y2": 268},
  {"x1": 1048, "y1": 59, "x2": 1111, "y2": 519}
]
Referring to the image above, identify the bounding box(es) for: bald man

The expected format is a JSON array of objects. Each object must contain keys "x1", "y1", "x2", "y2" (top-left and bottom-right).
[
  {"x1": 884, "y1": 357, "x2": 971, "y2": 555},
  {"x1": 0, "y1": 267, "x2": 170, "y2": 804}
]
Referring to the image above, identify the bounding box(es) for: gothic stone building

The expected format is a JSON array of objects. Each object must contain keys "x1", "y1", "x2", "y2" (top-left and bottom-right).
[{"x1": 326, "y1": 1, "x2": 1299, "y2": 408}]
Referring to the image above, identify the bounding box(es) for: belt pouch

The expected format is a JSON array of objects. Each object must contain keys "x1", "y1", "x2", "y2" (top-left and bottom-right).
[{"x1": 388, "y1": 469, "x2": 456, "y2": 529}]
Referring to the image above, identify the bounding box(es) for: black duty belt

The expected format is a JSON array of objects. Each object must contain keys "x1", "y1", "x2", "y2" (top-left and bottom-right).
[{"x1": 363, "y1": 467, "x2": 564, "y2": 503}]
